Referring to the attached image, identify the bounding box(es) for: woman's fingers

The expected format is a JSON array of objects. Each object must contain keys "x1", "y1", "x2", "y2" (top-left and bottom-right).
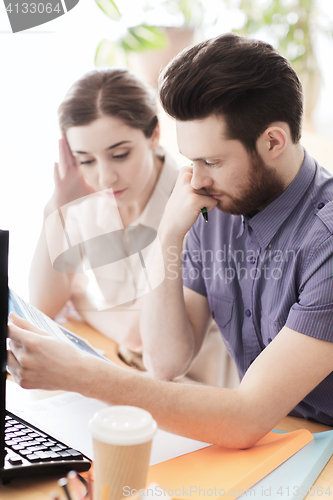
[
  {"x1": 58, "y1": 136, "x2": 68, "y2": 176},
  {"x1": 54, "y1": 161, "x2": 61, "y2": 183},
  {"x1": 62, "y1": 133, "x2": 77, "y2": 171}
]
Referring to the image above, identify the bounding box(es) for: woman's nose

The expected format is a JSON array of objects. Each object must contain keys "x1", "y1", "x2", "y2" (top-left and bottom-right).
[{"x1": 98, "y1": 162, "x2": 118, "y2": 189}]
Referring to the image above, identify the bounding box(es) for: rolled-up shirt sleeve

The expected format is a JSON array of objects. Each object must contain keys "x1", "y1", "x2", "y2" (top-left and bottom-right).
[{"x1": 286, "y1": 237, "x2": 333, "y2": 341}]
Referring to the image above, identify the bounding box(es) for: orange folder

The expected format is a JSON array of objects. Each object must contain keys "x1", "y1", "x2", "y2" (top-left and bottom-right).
[{"x1": 147, "y1": 429, "x2": 313, "y2": 499}]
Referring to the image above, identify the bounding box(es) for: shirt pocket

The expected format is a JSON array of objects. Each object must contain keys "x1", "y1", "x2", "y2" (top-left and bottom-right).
[
  {"x1": 260, "y1": 314, "x2": 285, "y2": 346},
  {"x1": 207, "y1": 293, "x2": 234, "y2": 339}
]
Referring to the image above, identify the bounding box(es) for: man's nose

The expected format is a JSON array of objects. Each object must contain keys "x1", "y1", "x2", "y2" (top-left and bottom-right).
[{"x1": 190, "y1": 164, "x2": 213, "y2": 191}]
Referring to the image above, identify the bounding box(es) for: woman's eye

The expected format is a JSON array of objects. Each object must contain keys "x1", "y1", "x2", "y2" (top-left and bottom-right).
[
  {"x1": 79, "y1": 159, "x2": 95, "y2": 165},
  {"x1": 113, "y1": 151, "x2": 130, "y2": 160}
]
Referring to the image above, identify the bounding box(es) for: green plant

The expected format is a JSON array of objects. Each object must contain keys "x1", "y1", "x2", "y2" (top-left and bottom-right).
[
  {"x1": 228, "y1": 0, "x2": 333, "y2": 76},
  {"x1": 94, "y1": 0, "x2": 207, "y2": 67}
]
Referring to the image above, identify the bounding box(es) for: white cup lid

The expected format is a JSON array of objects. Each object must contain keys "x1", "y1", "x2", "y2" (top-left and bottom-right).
[{"x1": 89, "y1": 406, "x2": 157, "y2": 445}]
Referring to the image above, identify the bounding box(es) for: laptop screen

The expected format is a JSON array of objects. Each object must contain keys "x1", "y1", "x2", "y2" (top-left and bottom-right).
[{"x1": 0, "y1": 230, "x2": 9, "y2": 468}]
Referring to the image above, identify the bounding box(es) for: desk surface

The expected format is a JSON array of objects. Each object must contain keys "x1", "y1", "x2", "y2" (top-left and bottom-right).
[{"x1": 1, "y1": 320, "x2": 333, "y2": 499}]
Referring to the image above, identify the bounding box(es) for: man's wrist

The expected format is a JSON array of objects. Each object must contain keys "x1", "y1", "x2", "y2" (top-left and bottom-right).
[{"x1": 158, "y1": 221, "x2": 186, "y2": 249}]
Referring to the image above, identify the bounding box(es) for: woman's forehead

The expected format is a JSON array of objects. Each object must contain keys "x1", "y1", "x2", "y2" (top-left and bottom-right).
[{"x1": 66, "y1": 116, "x2": 143, "y2": 153}]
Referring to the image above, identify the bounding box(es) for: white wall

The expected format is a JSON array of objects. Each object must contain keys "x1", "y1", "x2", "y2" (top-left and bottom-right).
[{"x1": 0, "y1": 0, "x2": 332, "y2": 299}]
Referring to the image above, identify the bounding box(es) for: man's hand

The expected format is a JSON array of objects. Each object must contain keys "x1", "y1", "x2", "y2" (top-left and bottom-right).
[
  {"x1": 46, "y1": 134, "x2": 95, "y2": 215},
  {"x1": 7, "y1": 313, "x2": 86, "y2": 391},
  {"x1": 160, "y1": 166, "x2": 218, "y2": 240}
]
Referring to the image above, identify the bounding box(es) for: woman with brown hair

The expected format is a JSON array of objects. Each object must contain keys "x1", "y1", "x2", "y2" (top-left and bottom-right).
[{"x1": 28, "y1": 67, "x2": 230, "y2": 385}]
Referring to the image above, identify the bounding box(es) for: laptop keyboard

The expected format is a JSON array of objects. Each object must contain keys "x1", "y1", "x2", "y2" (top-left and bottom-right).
[{"x1": 3, "y1": 411, "x2": 91, "y2": 478}]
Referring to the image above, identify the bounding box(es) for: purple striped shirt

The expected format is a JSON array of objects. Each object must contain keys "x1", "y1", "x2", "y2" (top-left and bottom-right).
[{"x1": 183, "y1": 149, "x2": 333, "y2": 425}]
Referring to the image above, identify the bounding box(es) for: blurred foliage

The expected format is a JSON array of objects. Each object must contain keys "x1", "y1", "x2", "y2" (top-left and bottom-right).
[
  {"x1": 228, "y1": 0, "x2": 333, "y2": 75},
  {"x1": 94, "y1": 0, "x2": 208, "y2": 67},
  {"x1": 146, "y1": 0, "x2": 207, "y2": 28},
  {"x1": 95, "y1": 0, "x2": 333, "y2": 77}
]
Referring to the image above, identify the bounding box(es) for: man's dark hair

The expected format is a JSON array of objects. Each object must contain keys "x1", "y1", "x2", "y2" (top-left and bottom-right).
[{"x1": 159, "y1": 33, "x2": 303, "y2": 152}]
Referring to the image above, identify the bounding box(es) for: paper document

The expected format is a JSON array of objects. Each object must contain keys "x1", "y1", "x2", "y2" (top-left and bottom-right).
[
  {"x1": 6, "y1": 381, "x2": 210, "y2": 463},
  {"x1": 8, "y1": 289, "x2": 108, "y2": 361}
]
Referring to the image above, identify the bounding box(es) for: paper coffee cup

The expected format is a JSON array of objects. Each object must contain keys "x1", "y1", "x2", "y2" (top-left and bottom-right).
[{"x1": 89, "y1": 406, "x2": 157, "y2": 500}]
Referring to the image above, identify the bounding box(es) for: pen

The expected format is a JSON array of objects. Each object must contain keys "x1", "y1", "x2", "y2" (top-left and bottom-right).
[
  {"x1": 191, "y1": 163, "x2": 209, "y2": 223},
  {"x1": 58, "y1": 477, "x2": 72, "y2": 500},
  {"x1": 87, "y1": 470, "x2": 93, "y2": 500},
  {"x1": 201, "y1": 207, "x2": 208, "y2": 222}
]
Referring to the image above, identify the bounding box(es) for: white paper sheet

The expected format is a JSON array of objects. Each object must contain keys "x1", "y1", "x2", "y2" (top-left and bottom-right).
[{"x1": 6, "y1": 380, "x2": 210, "y2": 463}]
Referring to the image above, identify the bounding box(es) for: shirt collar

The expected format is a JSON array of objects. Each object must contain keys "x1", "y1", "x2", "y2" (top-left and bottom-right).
[{"x1": 244, "y1": 149, "x2": 316, "y2": 249}]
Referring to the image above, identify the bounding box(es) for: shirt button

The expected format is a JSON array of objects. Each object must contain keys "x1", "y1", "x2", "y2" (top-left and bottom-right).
[
  {"x1": 317, "y1": 202, "x2": 325, "y2": 210},
  {"x1": 245, "y1": 309, "x2": 251, "y2": 318},
  {"x1": 250, "y1": 257, "x2": 256, "y2": 265}
]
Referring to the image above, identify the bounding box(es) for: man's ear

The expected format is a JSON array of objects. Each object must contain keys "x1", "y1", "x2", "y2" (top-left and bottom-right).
[
  {"x1": 149, "y1": 123, "x2": 160, "y2": 149},
  {"x1": 257, "y1": 123, "x2": 288, "y2": 161}
]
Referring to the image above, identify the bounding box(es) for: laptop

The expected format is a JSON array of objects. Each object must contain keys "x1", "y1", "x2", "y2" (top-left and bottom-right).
[{"x1": 0, "y1": 229, "x2": 91, "y2": 483}]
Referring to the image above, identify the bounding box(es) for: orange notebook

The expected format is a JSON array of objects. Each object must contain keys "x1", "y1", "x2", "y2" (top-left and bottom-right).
[{"x1": 147, "y1": 429, "x2": 313, "y2": 499}]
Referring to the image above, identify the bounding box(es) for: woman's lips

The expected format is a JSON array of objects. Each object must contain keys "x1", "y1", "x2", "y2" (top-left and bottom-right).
[
  {"x1": 104, "y1": 188, "x2": 128, "y2": 198},
  {"x1": 113, "y1": 188, "x2": 127, "y2": 198}
]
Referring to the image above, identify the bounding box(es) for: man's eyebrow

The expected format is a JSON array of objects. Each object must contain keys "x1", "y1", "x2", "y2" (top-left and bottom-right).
[
  {"x1": 73, "y1": 141, "x2": 132, "y2": 154},
  {"x1": 179, "y1": 152, "x2": 222, "y2": 162},
  {"x1": 179, "y1": 151, "x2": 204, "y2": 161}
]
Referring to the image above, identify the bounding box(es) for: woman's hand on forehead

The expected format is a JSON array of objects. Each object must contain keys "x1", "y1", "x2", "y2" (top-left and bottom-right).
[{"x1": 46, "y1": 134, "x2": 96, "y2": 214}]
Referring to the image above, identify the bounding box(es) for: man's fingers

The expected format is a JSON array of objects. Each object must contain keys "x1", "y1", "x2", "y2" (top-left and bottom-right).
[
  {"x1": 8, "y1": 322, "x2": 34, "y2": 347},
  {"x1": 8, "y1": 312, "x2": 50, "y2": 337},
  {"x1": 7, "y1": 349, "x2": 21, "y2": 377}
]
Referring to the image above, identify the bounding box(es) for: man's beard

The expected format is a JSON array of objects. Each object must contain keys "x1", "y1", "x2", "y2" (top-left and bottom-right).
[{"x1": 213, "y1": 151, "x2": 285, "y2": 216}]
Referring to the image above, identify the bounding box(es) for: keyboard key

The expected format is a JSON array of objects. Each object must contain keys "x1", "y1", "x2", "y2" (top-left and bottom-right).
[
  {"x1": 5, "y1": 433, "x2": 16, "y2": 439},
  {"x1": 20, "y1": 449, "x2": 33, "y2": 456},
  {"x1": 26, "y1": 453, "x2": 41, "y2": 463},
  {"x1": 12, "y1": 444, "x2": 25, "y2": 451},
  {"x1": 45, "y1": 440, "x2": 56, "y2": 446},
  {"x1": 58, "y1": 451, "x2": 71, "y2": 458},
  {"x1": 5, "y1": 439, "x2": 18, "y2": 446},
  {"x1": 50, "y1": 446, "x2": 63, "y2": 452},
  {"x1": 16, "y1": 440, "x2": 33, "y2": 447},
  {"x1": 67, "y1": 449, "x2": 83, "y2": 458},
  {"x1": 26, "y1": 445, "x2": 46, "y2": 452},
  {"x1": 28, "y1": 432, "x2": 41, "y2": 438},
  {"x1": 8, "y1": 455, "x2": 23, "y2": 466}
]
